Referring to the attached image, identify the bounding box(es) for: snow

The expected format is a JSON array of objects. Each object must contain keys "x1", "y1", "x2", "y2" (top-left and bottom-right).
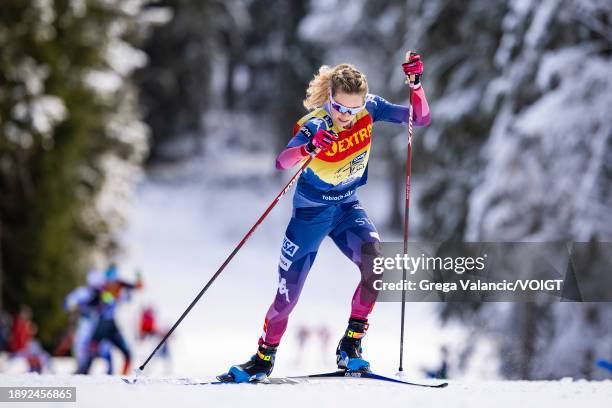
[
  {"x1": 0, "y1": 373, "x2": 610, "y2": 408},
  {"x1": 138, "y1": 7, "x2": 173, "y2": 26},
  {"x1": 105, "y1": 39, "x2": 148, "y2": 77},
  {"x1": 10, "y1": 95, "x2": 67, "y2": 137},
  {"x1": 85, "y1": 70, "x2": 123, "y2": 94},
  {"x1": 431, "y1": 87, "x2": 481, "y2": 123}
]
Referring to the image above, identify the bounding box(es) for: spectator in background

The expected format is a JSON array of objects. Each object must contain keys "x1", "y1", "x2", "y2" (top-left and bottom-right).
[
  {"x1": 294, "y1": 324, "x2": 311, "y2": 366},
  {"x1": 8, "y1": 305, "x2": 51, "y2": 373},
  {"x1": 138, "y1": 306, "x2": 171, "y2": 369},
  {"x1": 8, "y1": 306, "x2": 35, "y2": 353},
  {"x1": 317, "y1": 325, "x2": 331, "y2": 364},
  {"x1": 139, "y1": 306, "x2": 156, "y2": 339}
]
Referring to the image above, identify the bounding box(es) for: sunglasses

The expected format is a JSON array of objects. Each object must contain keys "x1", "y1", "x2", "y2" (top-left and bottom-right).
[{"x1": 329, "y1": 92, "x2": 365, "y2": 115}]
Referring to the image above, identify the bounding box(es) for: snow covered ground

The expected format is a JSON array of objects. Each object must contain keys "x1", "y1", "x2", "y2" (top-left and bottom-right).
[{"x1": 1, "y1": 373, "x2": 610, "y2": 408}]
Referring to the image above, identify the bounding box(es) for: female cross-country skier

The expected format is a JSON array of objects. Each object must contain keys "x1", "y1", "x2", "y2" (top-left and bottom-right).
[{"x1": 222, "y1": 54, "x2": 430, "y2": 383}]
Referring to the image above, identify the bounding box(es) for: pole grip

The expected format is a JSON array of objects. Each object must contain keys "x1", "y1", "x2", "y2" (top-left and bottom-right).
[{"x1": 404, "y1": 50, "x2": 416, "y2": 85}]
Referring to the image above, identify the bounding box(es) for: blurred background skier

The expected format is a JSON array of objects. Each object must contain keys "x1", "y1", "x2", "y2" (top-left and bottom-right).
[
  {"x1": 293, "y1": 324, "x2": 312, "y2": 367},
  {"x1": 221, "y1": 54, "x2": 430, "y2": 382},
  {"x1": 422, "y1": 345, "x2": 449, "y2": 380},
  {"x1": 64, "y1": 270, "x2": 113, "y2": 374},
  {"x1": 79, "y1": 263, "x2": 143, "y2": 375}
]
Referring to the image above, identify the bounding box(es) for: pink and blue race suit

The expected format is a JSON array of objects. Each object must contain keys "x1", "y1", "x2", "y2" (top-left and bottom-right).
[{"x1": 260, "y1": 90, "x2": 430, "y2": 346}]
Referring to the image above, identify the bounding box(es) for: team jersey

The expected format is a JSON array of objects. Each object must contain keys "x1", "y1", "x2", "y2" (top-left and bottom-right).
[{"x1": 288, "y1": 93, "x2": 416, "y2": 205}]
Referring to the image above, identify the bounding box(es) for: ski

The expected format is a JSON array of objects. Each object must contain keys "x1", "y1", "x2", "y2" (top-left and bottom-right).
[
  {"x1": 121, "y1": 376, "x2": 299, "y2": 385},
  {"x1": 122, "y1": 370, "x2": 448, "y2": 388},
  {"x1": 291, "y1": 370, "x2": 448, "y2": 388}
]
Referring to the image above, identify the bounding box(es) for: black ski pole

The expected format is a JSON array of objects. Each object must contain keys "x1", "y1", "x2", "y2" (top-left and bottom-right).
[{"x1": 135, "y1": 155, "x2": 314, "y2": 373}]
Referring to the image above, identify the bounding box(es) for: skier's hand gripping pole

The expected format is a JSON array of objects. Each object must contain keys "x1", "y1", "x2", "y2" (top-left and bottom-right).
[{"x1": 134, "y1": 155, "x2": 315, "y2": 375}]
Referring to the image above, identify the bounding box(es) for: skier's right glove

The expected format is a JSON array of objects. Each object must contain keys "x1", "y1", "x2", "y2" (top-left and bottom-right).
[
  {"x1": 402, "y1": 53, "x2": 423, "y2": 89},
  {"x1": 302, "y1": 129, "x2": 338, "y2": 155}
]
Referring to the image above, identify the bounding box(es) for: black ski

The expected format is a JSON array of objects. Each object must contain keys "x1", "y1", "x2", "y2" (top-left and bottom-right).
[
  {"x1": 291, "y1": 370, "x2": 448, "y2": 388},
  {"x1": 123, "y1": 370, "x2": 447, "y2": 388},
  {"x1": 121, "y1": 376, "x2": 299, "y2": 385}
]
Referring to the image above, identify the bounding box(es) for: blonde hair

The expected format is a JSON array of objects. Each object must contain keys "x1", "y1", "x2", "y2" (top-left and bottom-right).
[{"x1": 303, "y1": 64, "x2": 368, "y2": 110}]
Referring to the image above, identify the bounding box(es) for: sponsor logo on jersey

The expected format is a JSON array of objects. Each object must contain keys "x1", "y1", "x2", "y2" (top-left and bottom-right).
[
  {"x1": 278, "y1": 278, "x2": 290, "y2": 302},
  {"x1": 323, "y1": 114, "x2": 334, "y2": 128},
  {"x1": 282, "y1": 235, "x2": 300, "y2": 257},
  {"x1": 293, "y1": 109, "x2": 373, "y2": 188},
  {"x1": 334, "y1": 150, "x2": 368, "y2": 183},
  {"x1": 279, "y1": 254, "x2": 293, "y2": 271},
  {"x1": 355, "y1": 217, "x2": 373, "y2": 226},
  {"x1": 319, "y1": 116, "x2": 373, "y2": 162},
  {"x1": 324, "y1": 124, "x2": 372, "y2": 158},
  {"x1": 352, "y1": 151, "x2": 367, "y2": 164},
  {"x1": 321, "y1": 189, "x2": 355, "y2": 201},
  {"x1": 300, "y1": 126, "x2": 313, "y2": 139}
]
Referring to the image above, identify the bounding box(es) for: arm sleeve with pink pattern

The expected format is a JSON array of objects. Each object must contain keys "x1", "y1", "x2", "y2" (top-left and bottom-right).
[
  {"x1": 275, "y1": 145, "x2": 308, "y2": 170},
  {"x1": 365, "y1": 89, "x2": 431, "y2": 127}
]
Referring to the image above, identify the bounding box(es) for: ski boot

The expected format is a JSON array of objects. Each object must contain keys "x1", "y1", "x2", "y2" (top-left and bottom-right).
[
  {"x1": 218, "y1": 343, "x2": 277, "y2": 383},
  {"x1": 336, "y1": 318, "x2": 370, "y2": 373}
]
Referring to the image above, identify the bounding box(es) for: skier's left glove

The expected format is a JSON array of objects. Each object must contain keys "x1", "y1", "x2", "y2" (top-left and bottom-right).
[{"x1": 402, "y1": 53, "x2": 423, "y2": 89}]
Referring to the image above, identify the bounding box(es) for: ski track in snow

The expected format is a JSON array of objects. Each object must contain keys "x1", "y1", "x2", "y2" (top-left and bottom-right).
[{"x1": 0, "y1": 374, "x2": 610, "y2": 408}]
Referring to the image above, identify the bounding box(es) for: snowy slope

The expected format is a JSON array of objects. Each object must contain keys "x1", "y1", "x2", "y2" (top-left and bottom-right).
[{"x1": 1, "y1": 373, "x2": 610, "y2": 408}]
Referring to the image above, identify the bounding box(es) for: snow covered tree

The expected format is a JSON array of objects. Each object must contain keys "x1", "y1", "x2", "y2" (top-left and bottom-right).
[
  {"x1": 461, "y1": 0, "x2": 612, "y2": 380},
  {"x1": 411, "y1": 0, "x2": 612, "y2": 379}
]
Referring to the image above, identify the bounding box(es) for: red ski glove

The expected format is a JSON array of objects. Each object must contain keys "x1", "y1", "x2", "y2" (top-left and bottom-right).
[
  {"x1": 302, "y1": 129, "x2": 338, "y2": 155},
  {"x1": 402, "y1": 53, "x2": 423, "y2": 88}
]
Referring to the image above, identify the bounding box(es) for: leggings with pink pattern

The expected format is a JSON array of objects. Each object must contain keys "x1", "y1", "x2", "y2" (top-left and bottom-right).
[{"x1": 259, "y1": 201, "x2": 381, "y2": 346}]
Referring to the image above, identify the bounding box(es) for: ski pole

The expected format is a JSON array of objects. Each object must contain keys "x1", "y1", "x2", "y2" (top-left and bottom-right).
[
  {"x1": 136, "y1": 155, "x2": 314, "y2": 372},
  {"x1": 399, "y1": 50, "x2": 415, "y2": 372}
]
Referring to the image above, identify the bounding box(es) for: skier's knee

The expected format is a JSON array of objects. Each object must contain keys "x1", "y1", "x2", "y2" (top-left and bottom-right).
[
  {"x1": 361, "y1": 241, "x2": 382, "y2": 258},
  {"x1": 360, "y1": 241, "x2": 383, "y2": 283}
]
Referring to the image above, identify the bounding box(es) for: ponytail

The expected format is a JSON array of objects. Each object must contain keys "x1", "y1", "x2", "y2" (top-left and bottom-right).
[{"x1": 303, "y1": 64, "x2": 368, "y2": 110}]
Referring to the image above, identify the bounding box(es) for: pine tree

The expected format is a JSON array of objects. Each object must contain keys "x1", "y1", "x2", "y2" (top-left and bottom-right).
[{"x1": 0, "y1": 0, "x2": 148, "y2": 347}]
